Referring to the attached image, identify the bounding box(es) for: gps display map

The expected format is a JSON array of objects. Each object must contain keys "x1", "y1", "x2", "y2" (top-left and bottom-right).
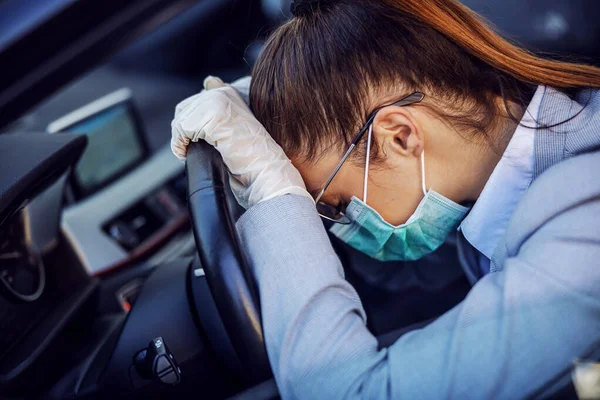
[{"x1": 64, "y1": 104, "x2": 145, "y2": 196}]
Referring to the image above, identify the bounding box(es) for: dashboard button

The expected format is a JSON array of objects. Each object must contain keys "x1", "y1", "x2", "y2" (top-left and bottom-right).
[
  {"x1": 108, "y1": 221, "x2": 139, "y2": 250},
  {"x1": 154, "y1": 355, "x2": 171, "y2": 375},
  {"x1": 159, "y1": 370, "x2": 179, "y2": 385}
]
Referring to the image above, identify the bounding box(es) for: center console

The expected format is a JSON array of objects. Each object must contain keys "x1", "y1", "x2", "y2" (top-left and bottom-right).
[
  {"x1": 61, "y1": 146, "x2": 191, "y2": 276},
  {"x1": 51, "y1": 89, "x2": 195, "y2": 277}
]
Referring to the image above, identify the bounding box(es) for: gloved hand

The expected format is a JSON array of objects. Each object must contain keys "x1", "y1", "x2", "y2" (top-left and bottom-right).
[{"x1": 171, "y1": 76, "x2": 313, "y2": 209}]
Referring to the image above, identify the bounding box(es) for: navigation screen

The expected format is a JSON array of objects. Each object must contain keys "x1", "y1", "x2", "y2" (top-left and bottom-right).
[{"x1": 62, "y1": 104, "x2": 145, "y2": 196}]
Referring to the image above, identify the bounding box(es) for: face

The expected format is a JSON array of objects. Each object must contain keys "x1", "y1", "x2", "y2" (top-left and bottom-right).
[
  {"x1": 293, "y1": 153, "x2": 422, "y2": 226},
  {"x1": 292, "y1": 101, "x2": 489, "y2": 226},
  {"x1": 292, "y1": 104, "x2": 430, "y2": 227}
]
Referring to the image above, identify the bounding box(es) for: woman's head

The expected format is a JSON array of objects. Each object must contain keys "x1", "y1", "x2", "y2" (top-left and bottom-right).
[{"x1": 250, "y1": 0, "x2": 600, "y2": 225}]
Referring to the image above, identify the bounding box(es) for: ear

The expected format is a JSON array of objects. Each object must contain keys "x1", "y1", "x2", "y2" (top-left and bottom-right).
[{"x1": 372, "y1": 106, "x2": 424, "y2": 159}]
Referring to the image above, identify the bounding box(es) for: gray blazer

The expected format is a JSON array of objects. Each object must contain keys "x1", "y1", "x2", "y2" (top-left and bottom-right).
[{"x1": 236, "y1": 87, "x2": 600, "y2": 399}]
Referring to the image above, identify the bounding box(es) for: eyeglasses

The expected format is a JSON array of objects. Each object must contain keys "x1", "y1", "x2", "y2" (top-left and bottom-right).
[{"x1": 315, "y1": 92, "x2": 425, "y2": 224}]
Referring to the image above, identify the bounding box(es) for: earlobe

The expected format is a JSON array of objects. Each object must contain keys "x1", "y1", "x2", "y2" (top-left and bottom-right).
[{"x1": 373, "y1": 106, "x2": 423, "y2": 159}]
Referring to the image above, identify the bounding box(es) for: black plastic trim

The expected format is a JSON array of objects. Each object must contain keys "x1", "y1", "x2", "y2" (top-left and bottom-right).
[
  {"x1": 0, "y1": 280, "x2": 98, "y2": 384},
  {"x1": 0, "y1": 132, "x2": 87, "y2": 226}
]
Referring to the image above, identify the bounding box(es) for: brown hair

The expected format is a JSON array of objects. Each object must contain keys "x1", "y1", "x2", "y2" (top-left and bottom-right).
[{"x1": 250, "y1": 0, "x2": 600, "y2": 161}]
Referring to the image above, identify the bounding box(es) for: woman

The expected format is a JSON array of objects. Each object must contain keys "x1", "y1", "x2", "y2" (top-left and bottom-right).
[{"x1": 171, "y1": 0, "x2": 600, "y2": 397}]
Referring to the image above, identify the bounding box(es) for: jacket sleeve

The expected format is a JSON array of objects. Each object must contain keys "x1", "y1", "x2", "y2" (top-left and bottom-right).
[{"x1": 236, "y1": 193, "x2": 600, "y2": 399}]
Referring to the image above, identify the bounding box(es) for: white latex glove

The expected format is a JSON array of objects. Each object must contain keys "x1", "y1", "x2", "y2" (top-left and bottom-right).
[
  {"x1": 171, "y1": 76, "x2": 313, "y2": 209},
  {"x1": 171, "y1": 76, "x2": 250, "y2": 157}
]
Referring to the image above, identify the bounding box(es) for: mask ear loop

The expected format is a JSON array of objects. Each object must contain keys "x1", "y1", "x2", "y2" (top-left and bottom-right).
[
  {"x1": 364, "y1": 125, "x2": 427, "y2": 202},
  {"x1": 420, "y1": 150, "x2": 427, "y2": 196},
  {"x1": 363, "y1": 124, "x2": 374, "y2": 204}
]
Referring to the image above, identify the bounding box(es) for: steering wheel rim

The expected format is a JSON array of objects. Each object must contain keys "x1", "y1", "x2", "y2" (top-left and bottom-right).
[{"x1": 186, "y1": 140, "x2": 272, "y2": 385}]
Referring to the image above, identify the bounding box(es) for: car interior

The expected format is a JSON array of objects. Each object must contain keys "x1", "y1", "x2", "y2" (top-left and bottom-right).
[{"x1": 0, "y1": 0, "x2": 598, "y2": 398}]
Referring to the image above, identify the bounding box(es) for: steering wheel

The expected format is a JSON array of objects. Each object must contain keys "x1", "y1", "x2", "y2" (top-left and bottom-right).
[{"x1": 186, "y1": 141, "x2": 272, "y2": 385}]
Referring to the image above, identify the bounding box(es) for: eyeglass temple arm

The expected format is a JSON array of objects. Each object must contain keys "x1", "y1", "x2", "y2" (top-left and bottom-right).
[
  {"x1": 314, "y1": 143, "x2": 356, "y2": 204},
  {"x1": 392, "y1": 92, "x2": 425, "y2": 107}
]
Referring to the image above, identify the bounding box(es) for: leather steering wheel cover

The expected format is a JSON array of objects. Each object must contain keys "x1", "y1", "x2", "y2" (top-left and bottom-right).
[{"x1": 186, "y1": 141, "x2": 272, "y2": 385}]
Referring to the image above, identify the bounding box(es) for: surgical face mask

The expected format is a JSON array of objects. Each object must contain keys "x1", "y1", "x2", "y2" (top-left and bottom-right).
[{"x1": 330, "y1": 125, "x2": 470, "y2": 261}]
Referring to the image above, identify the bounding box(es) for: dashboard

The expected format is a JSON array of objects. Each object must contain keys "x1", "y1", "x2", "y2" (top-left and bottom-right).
[
  {"x1": 62, "y1": 145, "x2": 188, "y2": 276},
  {"x1": 0, "y1": 60, "x2": 214, "y2": 393},
  {"x1": 0, "y1": 0, "x2": 264, "y2": 395},
  {"x1": 44, "y1": 84, "x2": 194, "y2": 276},
  {"x1": 0, "y1": 79, "x2": 198, "y2": 387},
  {"x1": 0, "y1": 132, "x2": 93, "y2": 386}
]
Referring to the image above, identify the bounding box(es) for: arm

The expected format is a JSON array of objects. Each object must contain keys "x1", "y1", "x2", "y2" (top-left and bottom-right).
[{"x1": 236, "y1": 194, "x2": 600, "y2": 399}]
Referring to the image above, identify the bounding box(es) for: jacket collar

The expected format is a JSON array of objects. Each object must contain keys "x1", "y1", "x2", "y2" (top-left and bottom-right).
[{"x1": 533, "y1": 86, "x2": 597, "y2": 178}]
